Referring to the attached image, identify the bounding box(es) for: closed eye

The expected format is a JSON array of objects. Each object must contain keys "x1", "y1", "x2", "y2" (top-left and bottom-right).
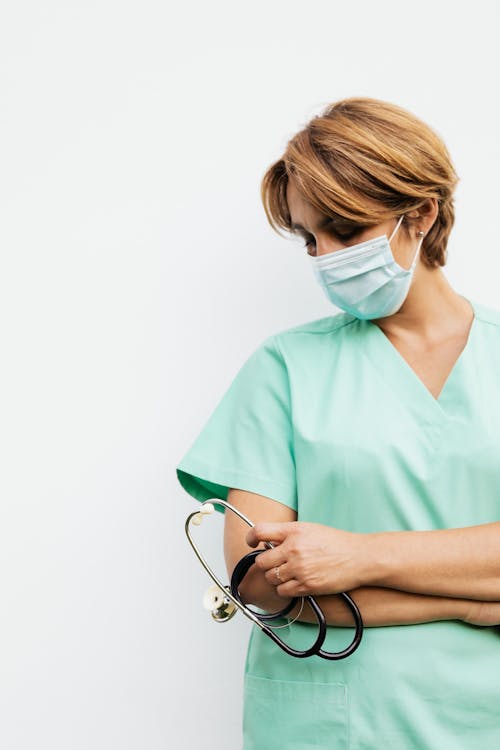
[
  {"x1": 326, "y1": 220, "x2": 362, "y2": 241},
  {"x1": 301, "y1": 224, "x2": 361, "y2": 253}
]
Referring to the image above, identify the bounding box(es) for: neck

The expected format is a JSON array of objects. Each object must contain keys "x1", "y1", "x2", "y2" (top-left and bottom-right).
[{"x1": 372, "y1": 265, "x2": 474, "y2": 340}]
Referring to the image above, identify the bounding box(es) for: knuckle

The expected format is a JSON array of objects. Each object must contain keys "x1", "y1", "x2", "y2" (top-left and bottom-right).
[
  {"x1": 288, "y1": 524, "x2": 299, "y2": 538},
  {"x1": 288, "y1": 540, "x2": 300, "y2": 555},
  {"x1": 254, "y1": 554, "x2": 266, "y2": 570},
  {"x1": 252, "y1": 522, "x2": 264, "y2": 537}
]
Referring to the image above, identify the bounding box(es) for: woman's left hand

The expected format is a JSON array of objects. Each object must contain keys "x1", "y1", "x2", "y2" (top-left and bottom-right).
[{"x1": 246, "y1": 521, "x2": 377, "y2": 597}]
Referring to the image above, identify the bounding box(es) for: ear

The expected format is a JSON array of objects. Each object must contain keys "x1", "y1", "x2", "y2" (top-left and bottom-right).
[{"x1": 405, "y1": 198, "x2": 439, "y2": 234}]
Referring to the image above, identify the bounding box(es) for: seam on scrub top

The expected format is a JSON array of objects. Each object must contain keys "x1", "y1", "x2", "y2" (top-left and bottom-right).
[
  {"x1": 476, "y1": 316, "x2": 500, "y2": 328},
  {"x1": 272, "y1": 314, "x2": 358, "y2": 341}
]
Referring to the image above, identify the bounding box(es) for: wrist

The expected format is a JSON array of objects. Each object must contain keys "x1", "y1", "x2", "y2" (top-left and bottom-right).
[
  {"x1": 459, "y1": 598, "x2": 480, "y2": 623},
  {"x1": 238, "y1": 567, "x2": 293, "y2": 612},
  {"x1": 362, "y1": 531, "x2": 392, "y2": 587}
]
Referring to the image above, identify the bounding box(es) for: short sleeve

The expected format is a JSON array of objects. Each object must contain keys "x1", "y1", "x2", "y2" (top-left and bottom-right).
[{"x1": 175, "y1": 334, "x2": 297, "y2": 513}]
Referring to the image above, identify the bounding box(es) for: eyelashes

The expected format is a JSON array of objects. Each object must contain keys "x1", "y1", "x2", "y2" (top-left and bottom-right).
[
  {"x1": 325, "y1": 220, "x2": 363, "y2": 240},
  {"x1": 301, "y1": 226, "x2": 361, "y2": 248}
]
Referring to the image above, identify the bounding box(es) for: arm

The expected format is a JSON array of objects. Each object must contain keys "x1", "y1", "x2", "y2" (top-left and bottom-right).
[
  {"x1": 286, "y1": 588, "x2": 471, "y2": 628},
  {"x1": 246, "y1": 517, "x2": 500, "y2": 604},
  {"x1": 370, "y1": 523, "x2": 500, "y2": 601},
  {"x1": 224, "y1": 489, "x2": 478, "y2": 627}
]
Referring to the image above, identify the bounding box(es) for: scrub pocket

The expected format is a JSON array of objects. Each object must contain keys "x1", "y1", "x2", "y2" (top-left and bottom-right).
[{"x1": 242, "y1": 673, "x2": 349, "y2": 750}]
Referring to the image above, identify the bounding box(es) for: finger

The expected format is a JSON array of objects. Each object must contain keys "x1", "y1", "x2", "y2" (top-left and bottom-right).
[
  {"x1": 275, "y1": 579, "x2": 303, "y2": 598},
  {"x1": 264, "y1": 563, "x2": 290, "y2": 586},
  {"x1": 246, "y1": 522, "x2": 293, "y2": 548},
  {"x1": 253, "y1": 545, "x2": 287, "y2": 572}
]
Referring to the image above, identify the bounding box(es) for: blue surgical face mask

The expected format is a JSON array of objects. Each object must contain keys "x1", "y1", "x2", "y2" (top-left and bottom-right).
[{"x1": 309, "y1": 214, "x2": 425, "y2": 320}]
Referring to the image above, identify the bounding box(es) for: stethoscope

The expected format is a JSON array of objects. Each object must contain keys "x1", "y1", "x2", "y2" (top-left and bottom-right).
[{"x1": 185, "y1": 498, "x2": 364, "y2": 659}]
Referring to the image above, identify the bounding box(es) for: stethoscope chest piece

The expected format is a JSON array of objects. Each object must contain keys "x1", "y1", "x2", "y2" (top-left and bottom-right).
[{"x1": 202, "y1": 583, "x2": 238, "y2": 622}]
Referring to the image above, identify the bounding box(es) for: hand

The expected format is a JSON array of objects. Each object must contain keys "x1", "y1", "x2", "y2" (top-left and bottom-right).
[
  {"x1": 462, "y1": 600, "x2": 500, "y2": 627},
  {"x1": 245, "y1": 520, "x2": 373, "y2": 598}
]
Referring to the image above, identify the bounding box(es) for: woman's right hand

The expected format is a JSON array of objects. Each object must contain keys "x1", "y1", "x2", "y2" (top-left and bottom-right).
[{"x1": 462, "y1": 600, "x2": 500, "y2": 627}]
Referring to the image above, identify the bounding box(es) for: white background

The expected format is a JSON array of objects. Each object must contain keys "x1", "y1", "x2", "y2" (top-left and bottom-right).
[{"x1": 1, "y1": 1, "x2": 499, "y2": 748}]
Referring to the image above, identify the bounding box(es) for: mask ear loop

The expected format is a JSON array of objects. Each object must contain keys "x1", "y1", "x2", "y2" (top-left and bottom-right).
[
  {"x1": 389, "y1": 215, "x2": 425, "y2": 270},
  {"x1": 388, "y1": 213, "x2": 405, "y2": 243},
  {"x1": 409, "y1": 230, "x2": 425, "y2": 270}
]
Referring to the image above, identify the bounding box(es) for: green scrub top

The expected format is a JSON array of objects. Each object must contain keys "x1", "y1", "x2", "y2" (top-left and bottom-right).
[{"x1": 176, "y1": 296, "x2": 500, "y2": 750}]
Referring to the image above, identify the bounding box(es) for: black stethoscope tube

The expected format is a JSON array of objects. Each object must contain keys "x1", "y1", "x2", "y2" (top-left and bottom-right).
[
  {"x1": 230, "y1": 549, "x2": 364, "y2": 660},
  {"x1": 186, "y1": 499, "x2": 364, "y2": 660}
]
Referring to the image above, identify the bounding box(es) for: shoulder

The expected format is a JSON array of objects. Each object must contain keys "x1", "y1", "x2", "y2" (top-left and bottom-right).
[
  {"x1": 265, "y1": 310, "x2": 357, "y2": 356},
  {"x1": 471, "y1": 298, "x2": 500, "y2": 328},
  {"x1": 250, "y1": 311, "x2": 359, "y2": 372}
]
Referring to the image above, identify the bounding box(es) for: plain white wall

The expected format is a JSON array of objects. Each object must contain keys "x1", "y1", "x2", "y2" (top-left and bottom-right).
[{"x1": 2, "y1": 1, "x2": 499, "y2": 748}]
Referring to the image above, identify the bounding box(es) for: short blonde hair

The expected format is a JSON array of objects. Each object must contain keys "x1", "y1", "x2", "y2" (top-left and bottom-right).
[{"x1": 260, "y1": 97, "x2": 459, "y2": 267}]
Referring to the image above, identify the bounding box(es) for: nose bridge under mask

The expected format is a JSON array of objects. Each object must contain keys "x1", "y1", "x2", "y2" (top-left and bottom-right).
[
  {"x1": 309, "y1": 211, "x2": 424, "y2": 319},
  {"x1": 316, "y1": 214, "x2": 406, "y2": 265}
]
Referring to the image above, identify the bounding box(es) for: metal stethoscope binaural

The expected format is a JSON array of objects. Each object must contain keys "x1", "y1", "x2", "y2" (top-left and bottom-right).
[{"x1": 185, "y1": 498, "x2": 364, "y2": 660}]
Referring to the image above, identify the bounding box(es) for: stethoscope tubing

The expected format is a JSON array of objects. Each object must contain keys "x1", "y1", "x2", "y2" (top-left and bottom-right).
[
  {"x1": 185, "y1": 498, "x2": 364, "y2": 659},
  {"x1": 229, "y1": 547, "x2": 327, "y2": 658},
  {"x1": 185, "y1": 500, "x2": 273, "y2": 632}
]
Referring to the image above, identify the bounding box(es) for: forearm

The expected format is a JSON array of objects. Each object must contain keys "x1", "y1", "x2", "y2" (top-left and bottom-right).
[
  {"x1": 370, "y1": 522, "x2": 500, "y2": 600},
  {"x1": 293, "y1": 587, "x2": 468, "y2": 627},
  {"x1": 238, "y1": 566, "x2": 470, "y2": 627}
]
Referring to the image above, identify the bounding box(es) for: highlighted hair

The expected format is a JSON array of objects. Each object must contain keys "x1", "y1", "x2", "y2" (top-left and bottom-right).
[{"x1": 260, "y1": 97, "x2": 459, "y2": 267}]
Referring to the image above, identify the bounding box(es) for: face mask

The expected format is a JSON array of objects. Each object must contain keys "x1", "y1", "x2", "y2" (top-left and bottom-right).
[{"x1": 309, "y1": 214, "x2": 425, "y2": 319}]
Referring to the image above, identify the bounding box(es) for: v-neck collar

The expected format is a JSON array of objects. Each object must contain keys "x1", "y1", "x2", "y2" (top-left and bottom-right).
[{"x1": 357, "y1": 296, "x2": 478, "y2": 422}]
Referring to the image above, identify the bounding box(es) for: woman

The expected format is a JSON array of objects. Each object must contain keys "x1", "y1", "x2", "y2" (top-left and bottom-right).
[{"x1": 176, "y1": 97, "x2": 500, "y2": 749}]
